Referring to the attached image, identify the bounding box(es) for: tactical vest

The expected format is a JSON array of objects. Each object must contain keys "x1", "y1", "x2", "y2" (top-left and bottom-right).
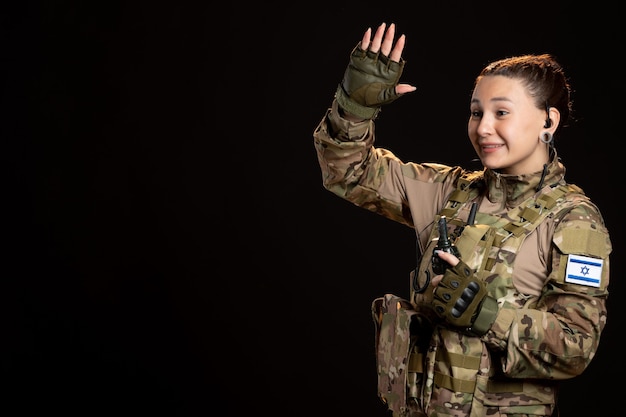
[{"x1": 373, "y1": 173, "x2": 587, "y2": 417}]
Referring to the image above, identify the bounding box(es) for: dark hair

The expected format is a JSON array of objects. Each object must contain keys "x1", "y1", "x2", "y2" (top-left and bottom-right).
[{"x1": 475, "y1": 54, "x2": 573, "y2": 130}]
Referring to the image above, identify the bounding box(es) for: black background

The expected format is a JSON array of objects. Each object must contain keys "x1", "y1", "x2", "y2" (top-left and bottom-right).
[{"x1": 2, "y1": 2, "x2": 622, "y2": 416}]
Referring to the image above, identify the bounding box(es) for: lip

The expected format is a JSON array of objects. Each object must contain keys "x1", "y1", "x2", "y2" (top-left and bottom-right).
[{"x1": 480, "y1": 143, "x2": 504, "y2": 153}]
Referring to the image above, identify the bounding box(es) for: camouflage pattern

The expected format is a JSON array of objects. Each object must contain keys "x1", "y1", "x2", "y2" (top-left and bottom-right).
[
  {"x1": 313, "y1": 99, "x2": 611, "y2": 417},
  {"x1": 372, "y1": 294, "x2": 426, "y2": 416}
]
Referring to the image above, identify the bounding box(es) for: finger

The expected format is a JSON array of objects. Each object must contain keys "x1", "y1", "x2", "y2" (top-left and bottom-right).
[
  {"x1": 369, "y1": 22, "x2": 386, "y2": 53},
  {"x1": 436, "y1": 251, "x2": 460, "y2": 267},
  {"x1": 431, "y1": 275, "x2": 443, "y2": 287},
  {"x1": 380, "y1": 23, "x2": 395, "y2": 56},
  {"x1": 359, "y1": 27, "x2": 372, "y2": 50},
  {"x1": 389, "y1": 33, "x2": 405, "y2": 62}
]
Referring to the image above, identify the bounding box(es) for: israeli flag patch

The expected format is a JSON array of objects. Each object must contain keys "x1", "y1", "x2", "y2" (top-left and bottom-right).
[{"x1": 565, "y1": 254, "x2": 603, "y2": 288}]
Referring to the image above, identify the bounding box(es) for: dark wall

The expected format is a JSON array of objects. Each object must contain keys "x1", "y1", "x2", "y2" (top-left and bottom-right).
[{"x1": 3, "y1": 2, "x2": 622, "y2": 416}]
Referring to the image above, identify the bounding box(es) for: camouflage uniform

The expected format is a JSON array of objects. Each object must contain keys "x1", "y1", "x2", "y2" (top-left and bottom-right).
[{"x1": 313, "y1": 100, "x2": 611, "y2": 417}]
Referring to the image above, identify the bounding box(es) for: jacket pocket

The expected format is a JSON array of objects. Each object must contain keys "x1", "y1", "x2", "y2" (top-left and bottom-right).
[{"x1": 472, "y1": 374, "x2": 556, "y2": 416}]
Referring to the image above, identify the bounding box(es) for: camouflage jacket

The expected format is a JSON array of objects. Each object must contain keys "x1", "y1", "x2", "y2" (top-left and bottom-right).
[{"x1": 313, "y1": 100, "x2": 611, "y2": 417}]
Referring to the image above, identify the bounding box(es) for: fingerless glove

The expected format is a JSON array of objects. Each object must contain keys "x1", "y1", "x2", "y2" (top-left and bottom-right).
[
  {"x1": 336, "y1": 43, "x2": 406, "y2": 119},
  {"x1": 431, "y1": 260, "x2": 498, "y2": 336}
]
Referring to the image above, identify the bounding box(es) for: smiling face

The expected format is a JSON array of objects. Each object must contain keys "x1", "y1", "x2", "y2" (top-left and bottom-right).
[{"x1": 468, "y1": 75, "x2": 557, "y2": 176}]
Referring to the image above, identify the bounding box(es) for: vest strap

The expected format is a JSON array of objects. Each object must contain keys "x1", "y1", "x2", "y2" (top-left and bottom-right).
[
  {"x1": 408, "y1": 350, "x2": 424, "y2": 373},
  {"x1": 436, "y1": 349, "x2": 480, "y2": 369},
  {"x1": 434, "y1": 371, "x2": 476, "y2": 393}
]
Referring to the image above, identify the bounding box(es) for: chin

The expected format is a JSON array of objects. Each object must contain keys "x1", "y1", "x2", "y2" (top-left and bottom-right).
[
  {"x1": 483, "y1": 163, "x2": 508, "y2": 173},
  {"x1": 479, "y1": 155, "x2": 505, "y2": 170}
]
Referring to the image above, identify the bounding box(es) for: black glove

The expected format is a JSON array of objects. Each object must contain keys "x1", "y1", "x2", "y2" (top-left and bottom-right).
[
  {"x1": 431, "y1": 260, "x2": 498, "y2": 336},
  {"x1": 335, "y1": 43, "x2": 406, "y2": 120}
]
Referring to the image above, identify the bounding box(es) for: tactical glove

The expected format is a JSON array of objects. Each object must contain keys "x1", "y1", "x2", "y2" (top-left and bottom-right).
[
  {"x1": 335, "y1": 43, "x2": 406, "y2": 120},
  {"x1": 431, "y1": 260, "x2": 498, "y2": 336}
]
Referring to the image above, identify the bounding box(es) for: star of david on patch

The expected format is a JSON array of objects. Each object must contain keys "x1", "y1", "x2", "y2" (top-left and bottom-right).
[{"x1": 565, "y1": 254, "x2": 602, "y2": 288}]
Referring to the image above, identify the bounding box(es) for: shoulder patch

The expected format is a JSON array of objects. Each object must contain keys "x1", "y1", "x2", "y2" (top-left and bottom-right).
[{"x1": 565, "y1": 254, "x2": 603, "y2": 288}]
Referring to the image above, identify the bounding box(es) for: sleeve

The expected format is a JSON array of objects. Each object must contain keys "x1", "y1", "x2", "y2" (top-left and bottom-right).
[
  {"x1": 483, "y1": 199, "x2": 611, "y2": 380},
  {"x1": 313, "y1": 99, "x2": 462, "y2": 229},
  {"x1": 313, "y1": 99, "x2": 410, "y2": 226}
]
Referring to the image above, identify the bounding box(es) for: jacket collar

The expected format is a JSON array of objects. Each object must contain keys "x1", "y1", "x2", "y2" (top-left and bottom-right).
[{"x1": 482, "y1": 150, "x2": 566, "y2": 208}]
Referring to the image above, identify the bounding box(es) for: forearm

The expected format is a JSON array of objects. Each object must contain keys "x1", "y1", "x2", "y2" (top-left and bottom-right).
[
  {"x1": 483, "y1": 292, "x2": 607, "y2": 380},
  {"x1": 313, "y1": 101, "x2": 419, "y2": 226},
  {"x1": 313, "y1": 100, "x2": 374, "y2": 188}
]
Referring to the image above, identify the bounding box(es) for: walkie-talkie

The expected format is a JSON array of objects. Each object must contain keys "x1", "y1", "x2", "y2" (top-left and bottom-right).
[{"x1": 431, "y1": 215, "x2": 461, "y2": 274}]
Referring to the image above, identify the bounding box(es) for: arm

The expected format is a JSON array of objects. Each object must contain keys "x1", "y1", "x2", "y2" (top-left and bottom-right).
[
  {"x1": 312, "y1": 21, "x2": 416, "y2": 187},
  {"x1": 313, "y1": 23, "x2": 466, "y2": 230},
  {"x1": 313, "y1": 23, "x2": 415, "y2": 226},
  {"x1": 485, "y1": 201, "x2": 611, "y2": 379},
  {"x1": 431, "y1": 200, "x2": 611, "y2": 379},
  {"x1": 313, "y1": 101, "x2": 413, "y2": 227}
]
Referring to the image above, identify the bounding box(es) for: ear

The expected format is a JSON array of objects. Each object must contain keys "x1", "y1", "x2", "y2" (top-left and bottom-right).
[{"x1": 544, "y1": 106, "x2": 560, "y2": 132}]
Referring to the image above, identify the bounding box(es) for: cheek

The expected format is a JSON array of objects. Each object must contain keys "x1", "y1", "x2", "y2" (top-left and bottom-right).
[
  {"x1": 467, "y1": 122, "x2": 478, "y2": 142},
  {"x1": 467, "y1": 120, "x2": 475, "y2": 137},
  {"x1": 467, "y1": 132, "x2": 480, "y2": 153}
]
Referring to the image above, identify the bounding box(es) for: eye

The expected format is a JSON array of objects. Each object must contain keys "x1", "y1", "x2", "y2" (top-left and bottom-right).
[
  {"x1": 470, "y1": 110, "x2": 482, "y2": 118},
  {"x1": 496, "y1": 110, "x2": 509, "y2": 117}
]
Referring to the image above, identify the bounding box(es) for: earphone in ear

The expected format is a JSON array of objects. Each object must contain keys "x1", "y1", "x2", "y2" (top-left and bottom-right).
[{"x1": 544, "y1": 102, "x2": 552, "y2": 128}]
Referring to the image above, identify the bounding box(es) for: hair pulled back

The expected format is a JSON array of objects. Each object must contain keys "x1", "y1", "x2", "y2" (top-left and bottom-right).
[{"x1": 475, "y1": 54, "x2": 573, "y2": 130}]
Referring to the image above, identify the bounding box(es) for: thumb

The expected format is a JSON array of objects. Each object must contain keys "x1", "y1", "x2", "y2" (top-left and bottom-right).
[{"x1": 396, "y1": 84, "x2": 417, "y2": 94}]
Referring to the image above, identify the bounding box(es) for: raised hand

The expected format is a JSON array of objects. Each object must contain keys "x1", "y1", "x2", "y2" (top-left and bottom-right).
[{"x1": 335, "y1": 23, "x2": 416, "y2": 120}]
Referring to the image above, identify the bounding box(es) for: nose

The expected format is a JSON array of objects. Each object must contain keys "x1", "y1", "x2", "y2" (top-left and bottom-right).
[{"x1": 475, "y1": 115, "x2": 494, "y2": 137}]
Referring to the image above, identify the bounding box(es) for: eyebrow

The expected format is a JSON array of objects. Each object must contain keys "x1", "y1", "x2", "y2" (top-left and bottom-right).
[{"x1": 471, "y1": 96, "x2": 513, "y2": 104}]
